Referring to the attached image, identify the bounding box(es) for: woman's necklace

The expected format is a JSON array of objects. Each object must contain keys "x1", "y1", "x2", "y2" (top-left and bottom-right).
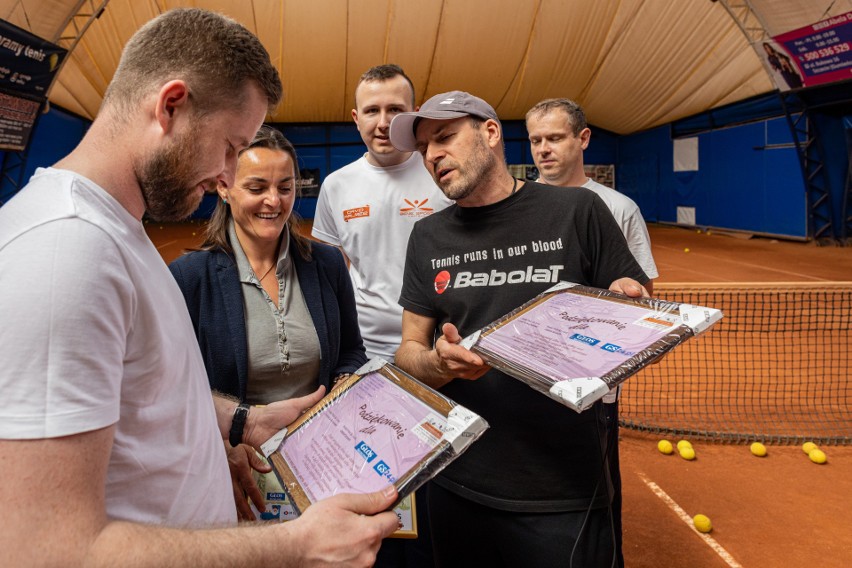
[{"x1": 253, "y1": 262, "x2": 276, "y2": 282}]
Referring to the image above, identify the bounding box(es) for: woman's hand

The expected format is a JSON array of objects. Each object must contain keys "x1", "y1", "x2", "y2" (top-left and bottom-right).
[{"x1": 226, "y1": 442, "x2": 272, "y2": 521}]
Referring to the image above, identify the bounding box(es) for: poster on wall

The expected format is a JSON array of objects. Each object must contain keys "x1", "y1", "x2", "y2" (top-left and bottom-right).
[
  {"x1": 0, "y1": 19, "x2": 67, "y2": 98},
  {"x1": 759, "y1": 11, "x2": 852, "y2": 91},
  {"x1": 507, "y1": 164, "x2": 616, "y2": 188},
  {"x1": 298, "y1": 168, "x2": 320, "y2": 197},
  {"x1": 0, "y1": 88, "x2": 42, "y2": 151}
]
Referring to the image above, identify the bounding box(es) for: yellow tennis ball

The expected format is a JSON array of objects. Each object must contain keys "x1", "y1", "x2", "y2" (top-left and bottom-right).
[
  {"x1": 679, "y1": 447, "x2": 696, "y2": 460},
  {"x1": 802, "y1": 442, "x2": 818, "y2": 454},
  {"x1": 684, "y1": 248, "x2": 690, "y2": 253},
  {"x1": 693, "y1": 514, "x2": 712, "y2": 533},
  {"x1": 750, "y1": 442, "x2": 767, "y2": 457},
  {"x1": 657, "y1": 440, "x2": 674, "y2": 455},
  {"x1": 676, "y1": 440, "x2": 693, "y2": 452},
  {"x1": 809, "y1": 449, "x2": 827, "y2": 464}
]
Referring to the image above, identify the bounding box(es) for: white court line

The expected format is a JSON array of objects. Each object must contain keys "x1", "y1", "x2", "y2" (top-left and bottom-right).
[
  {"x1": 156, "y1": 239, "x2": 177, "y2": 250},
  {"x1": 637, "y1": 472, "x2": 743, "y2": 568}
]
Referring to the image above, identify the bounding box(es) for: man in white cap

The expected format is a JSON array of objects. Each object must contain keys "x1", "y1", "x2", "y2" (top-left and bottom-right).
[{"x1": 390, "y1": 90, "x2": 648, "y2": 567}]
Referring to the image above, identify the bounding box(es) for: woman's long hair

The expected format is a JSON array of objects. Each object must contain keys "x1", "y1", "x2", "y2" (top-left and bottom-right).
[{"x1": 199, "y1": 125, "x2": 312, "y2": 260}]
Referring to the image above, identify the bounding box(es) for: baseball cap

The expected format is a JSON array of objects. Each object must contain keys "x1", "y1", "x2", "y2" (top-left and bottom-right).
[{"x1": 389, "y1": 90, "x2": 499, "y2": 152}]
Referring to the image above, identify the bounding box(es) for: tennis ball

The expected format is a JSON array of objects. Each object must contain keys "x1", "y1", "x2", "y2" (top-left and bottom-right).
[
  {"x1": 693, "y1": 514, "x2": 712, "y2": 533},
  {"x1": 679, "y1": 447, "x2": 696, "y2": 460},
  {"x1": 802, "y1": 442, "x2": 818, "y2": 454},
  {"x1": 657, "y1": 440, "x2": 674, "y2": 454},
  {"x1": 684, "y1": 248, "x2": 690, "y2": 253},
  {"x1": 706, "y1": 230, "x2": 712, "y2": 235},
  {"x1": 676, "y1": 440, "x2": 693, "y2": 452},
  {"x1": 809, "y1": 449, "x2": 827, "y2": 464},
  {"x1": 750, "y1": 442, "x2": 767, "y2": 457}
]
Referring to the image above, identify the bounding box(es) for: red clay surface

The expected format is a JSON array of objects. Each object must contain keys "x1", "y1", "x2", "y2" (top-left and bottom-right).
[{"x1": 149, "y1": 220, "x2": 852, "y2": 567}]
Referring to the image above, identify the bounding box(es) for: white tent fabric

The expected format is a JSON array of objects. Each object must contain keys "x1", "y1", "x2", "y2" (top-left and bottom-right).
[{"x1": 1, "y1": 0, "x2": 849, "y2": 134}]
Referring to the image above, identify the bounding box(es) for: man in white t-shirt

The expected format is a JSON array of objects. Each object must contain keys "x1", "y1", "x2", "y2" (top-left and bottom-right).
[
  {"x1": 526, "y1": 98, "x2": 659, "y2": 568},
  {"x1": 0, "y1": 9, "x2": 399, "y2": 568},
  {"x1": 526, "y1": 98, "x2": 658, "y2": 294},
  {"x1": 312, "y1": 64, "x2": 452, "y2": 361}
]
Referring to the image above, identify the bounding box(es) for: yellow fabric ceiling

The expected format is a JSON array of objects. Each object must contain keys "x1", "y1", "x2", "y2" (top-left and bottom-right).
[{"x1": 1, "y1": 0, "x2": 849, "y2": 134}]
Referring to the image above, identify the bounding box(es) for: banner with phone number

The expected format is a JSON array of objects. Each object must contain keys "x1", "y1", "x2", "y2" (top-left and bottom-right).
[{"x1": 773, "y1": 11, "x2": 852, "y2": 88}]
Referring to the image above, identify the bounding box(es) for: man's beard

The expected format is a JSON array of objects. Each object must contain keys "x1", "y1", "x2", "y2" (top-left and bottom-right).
[
  {"x1": 435, "y1": 134, "x2": 496, "y2": 202},
  {"x1": 139, "y1": 127, "x2": 212, "y2": 222}
]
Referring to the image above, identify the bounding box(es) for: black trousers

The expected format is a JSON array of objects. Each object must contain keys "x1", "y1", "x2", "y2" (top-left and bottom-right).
[{"x1": 428, "y1": 483, "x2": 619, "y2": 568}]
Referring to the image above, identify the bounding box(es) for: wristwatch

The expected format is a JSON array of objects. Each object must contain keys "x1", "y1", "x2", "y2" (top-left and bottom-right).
[{"x1": 229, "y1": 403, "x2": 250, "y2": 447}]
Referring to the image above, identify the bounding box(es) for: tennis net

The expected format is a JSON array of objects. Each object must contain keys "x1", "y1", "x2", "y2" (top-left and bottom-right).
[{"x1": 619, "y1": 282, "x2": 852, "y2": 445}]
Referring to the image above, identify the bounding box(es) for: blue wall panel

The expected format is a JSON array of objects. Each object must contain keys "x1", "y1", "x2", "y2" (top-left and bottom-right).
[
  {"x1": 1, "y1": 106, "x2": 89, "y2": 203},
  {"x1": 3, "y1": 103, "x2": 840, "y2": 241},
  {"x1": 617, "y1": 121, "x2": 807, "y2": 238}
]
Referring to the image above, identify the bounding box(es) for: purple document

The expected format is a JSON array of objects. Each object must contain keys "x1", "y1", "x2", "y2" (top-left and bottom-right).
[
  {"x1": 475, "y1": 290, "x2": 682, "y2": 380},
  {"x1": 467, "y1": 283, "x2": 722, "y2": 412},
  {"x1": 280, "y1": 372, "x2": 444, "y2": 501},
  {"x1": 268, "y1": 361, "x2": 488, "y2": 513}
]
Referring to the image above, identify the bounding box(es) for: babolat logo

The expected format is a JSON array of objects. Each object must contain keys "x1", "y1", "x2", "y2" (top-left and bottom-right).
[
  {"x1": 570, "y1": 333, "x2": 599, "y2": 346},
  {"x1": 453, "y1": 265, "x2": 563, "y2": 288}
]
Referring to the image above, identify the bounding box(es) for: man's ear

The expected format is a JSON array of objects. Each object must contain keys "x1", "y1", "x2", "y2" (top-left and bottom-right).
[
  {"x1": 484, "y1": 118, "x2": 503, "y2": 149},
  {"x1": 154, "y1": 80, "x2": 191, "y2": 134},
  {"x1": 579, "y1": 127, "x2": 592, "y2": 150},
  {"x1": 351, "y1": 108, "x2": 359, "y2": 125}
]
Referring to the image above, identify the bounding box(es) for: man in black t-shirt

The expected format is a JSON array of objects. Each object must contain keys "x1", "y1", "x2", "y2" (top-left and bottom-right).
[{"x1": 388, "y1": 91, "x2": 649, "y2": 568}]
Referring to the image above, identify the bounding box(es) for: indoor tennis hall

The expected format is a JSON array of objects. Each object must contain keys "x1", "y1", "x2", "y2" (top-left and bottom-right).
[{"x1": 1, "y1": 1, "x2": 850, "y2": 567}]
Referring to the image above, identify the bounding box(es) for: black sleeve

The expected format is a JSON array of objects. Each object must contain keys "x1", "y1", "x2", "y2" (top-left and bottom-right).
[
  {"x1": 328, "y1": 246, "x2": 368, "y2": 374},
  {"x1": 398, "y1": 223, "x2": 437, "y2": 318}
]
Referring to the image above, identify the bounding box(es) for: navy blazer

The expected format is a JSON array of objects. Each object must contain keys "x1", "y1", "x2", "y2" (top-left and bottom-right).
[{"x1": 169, "y1": 240, "x2": 366, "y2": 401}]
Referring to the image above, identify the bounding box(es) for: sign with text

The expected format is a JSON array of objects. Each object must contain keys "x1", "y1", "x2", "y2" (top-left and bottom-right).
[
  {"x1": 0, "y1": 19, "x2": 67, "y2": 98},
  {"x1": 0, "y1": 88, "x2": 41, "y2": 150},
  {"x1": 763, "y1": 11, "x2": 852, "y2": 90}
]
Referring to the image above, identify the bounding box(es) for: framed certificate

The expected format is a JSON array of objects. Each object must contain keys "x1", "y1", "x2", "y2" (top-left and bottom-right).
[
  {"x1": 249, "y1": 464, "x2": 418, "y2": 537},
  {"x1": 461, "y1": 282, "x2": 722, "y2": 412},
  {"x1": 263, "y1": 359, "x2": 488, "y2": 515}
]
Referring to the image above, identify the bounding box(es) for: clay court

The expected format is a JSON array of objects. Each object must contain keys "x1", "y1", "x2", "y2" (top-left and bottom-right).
[{"x1": 150, "y1": 220, "x2": 851, "y2": 567}]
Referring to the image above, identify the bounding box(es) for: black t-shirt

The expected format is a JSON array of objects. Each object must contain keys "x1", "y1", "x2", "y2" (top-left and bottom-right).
[{"x1": 399, "y1": 181, "x2": 647, "y2": 512}]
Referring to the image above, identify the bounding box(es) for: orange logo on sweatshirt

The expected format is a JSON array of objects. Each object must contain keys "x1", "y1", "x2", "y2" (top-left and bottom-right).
[
  {"x1": 343, "y1": 206, "x2": 370, "y2": 222},
  {"x1": 400, "y1": 198, "x2": 434, "y2": 218}
]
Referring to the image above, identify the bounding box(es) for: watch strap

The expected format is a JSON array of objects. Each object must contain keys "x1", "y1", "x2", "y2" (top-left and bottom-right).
[{"x1": 229, "y1": 403, "x2": 250, "y2": 447}]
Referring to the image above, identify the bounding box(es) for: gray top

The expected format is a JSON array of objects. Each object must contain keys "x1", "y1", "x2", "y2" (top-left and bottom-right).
[{"x1": 228, "y1": 221, "x2": 321, "y2": 404}]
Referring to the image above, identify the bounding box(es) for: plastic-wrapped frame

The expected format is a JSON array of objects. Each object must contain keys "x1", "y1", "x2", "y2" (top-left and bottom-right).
[
  {"x1": 266, "y1": 358, "x2": 488, "y2": 514},
  {"x1": 461, "y1": 282, "x2": 723, "y2": 413}
]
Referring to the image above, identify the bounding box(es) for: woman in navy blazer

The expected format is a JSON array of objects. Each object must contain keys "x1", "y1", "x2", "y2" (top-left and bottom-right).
[{"x1": 169, "y1": 126, "x2": 366, "y2": 519}]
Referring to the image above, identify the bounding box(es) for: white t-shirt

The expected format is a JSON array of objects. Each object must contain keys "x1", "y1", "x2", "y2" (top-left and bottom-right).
[
  {"x1": 581, "y1": 178, "x2": 658, "y2": 279},
  {"x1": 312, "y1": 153, "x2": 452, "y2": 360},
  {"x1": 0, "y1": 168, "x2": 234, "y2": 527}
]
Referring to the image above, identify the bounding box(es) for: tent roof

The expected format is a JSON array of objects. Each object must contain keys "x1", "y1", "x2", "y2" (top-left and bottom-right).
[{"x1": 2, "y1": 0, "x2": 849, "y2": 134}]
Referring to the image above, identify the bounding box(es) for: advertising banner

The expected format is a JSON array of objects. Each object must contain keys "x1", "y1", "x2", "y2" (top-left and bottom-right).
[
  {"x1": 761, "y1": 12, "x2": 852, "y2": 90},
  {"x1": 0, "y1": 19, "x2": 67, "y2": 98}
]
